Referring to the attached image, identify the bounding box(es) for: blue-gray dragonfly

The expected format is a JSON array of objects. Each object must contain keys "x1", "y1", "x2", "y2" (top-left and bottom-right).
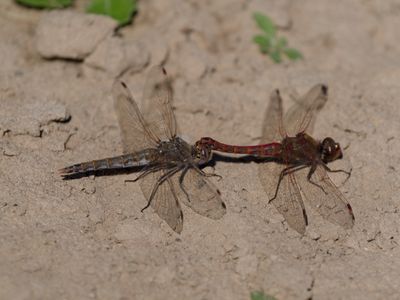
[{"x1": 60, "y1": 66, "x2": 226, "y2": 233}]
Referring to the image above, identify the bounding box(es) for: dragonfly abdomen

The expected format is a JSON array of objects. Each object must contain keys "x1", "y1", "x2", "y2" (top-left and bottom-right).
[
  {"x1": 197, "y1": 137, "x2": 282, "y2": 157},
  {"x1": 59, "y1": 152, "x2": 151, "y2": 176}
]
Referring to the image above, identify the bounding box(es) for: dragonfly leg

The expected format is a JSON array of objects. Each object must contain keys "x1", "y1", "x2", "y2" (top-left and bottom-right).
[
  {"x1": 125, "y1": 166, "x2": 162, "y2": 183},
  {"x1": 194, "y1": 166, "x2": 223, "y2": 181},
  {"x1": 270, "y1": 164, "x2": 308, "y2": 202},
  {"x1": 141, "y1": 167, "x2": 182, "y2": 212},
  {"x1": 322, "y1": 164, "x2": 352, "y2": 184},
  {"x1": 270, "y1": 178, "x2": 282, "y2": 202},
  {"x1": 306, "y1": 164, "x2": 327, "y2": 194},
  {"x1": 178, "y1": 166, "x2": 191, "y2": 202},
  {"x1": 192, "y1": 165, "x2": 223, "y2": 181}
]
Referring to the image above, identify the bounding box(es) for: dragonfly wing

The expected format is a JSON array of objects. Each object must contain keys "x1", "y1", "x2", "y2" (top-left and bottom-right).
[
  {"x1": 259, "y1": 90, "x2": 307, "y2": 234},
  {"x1": 173, "y1": 168, "x2": 226, "y2": 220},
  {"x1": 113, "y1": 80, "x2": 158, "y2": 154},
  {"x1": 283, "y1": 84, "x2": 328, "y2": 136},
  {"x1": 261, "y1": 89, "x2": 284, "y2": 142},
  {"x1": 259, "y1": 163, "x2": 307, "y2": 234},
  {"x1": 139, "y1": 170, "x2": 184, "y2": 233},
  {"x1": 297, "y1": 165, "x2": 355, "y2": 229},
  {"x1": 141, "y1": 66, "x2": 178, "y2": 141}
]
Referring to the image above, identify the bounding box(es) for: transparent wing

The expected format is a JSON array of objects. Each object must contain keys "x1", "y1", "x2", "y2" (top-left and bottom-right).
[
  {"x1": 297, "y1": 165, "x2": 355, "y2": 229},
  {"x1": 259, "y1": 164, "x2": 307, "y2": 235},
  {"x1": 141, "y1": 66, "x2": 178, "y2": 142},
  {"x1": 283, "y1": 84, "x2": 328, "y2": 136},
  {"x1": 259, "y1": 89, "x2": 307, "y2": 234},
  {"x1": 260, "y1": 89, "x2": 284, "y2": 142},
  {"x1": 139, "y1": 170, "x2": 184, "y2": 233},
  {"x1": 113, "y1": 80, "x2": 159, "y2": 154},
  {"x1": 173, "y1": 168, "x2": 226, "y2": 220}
]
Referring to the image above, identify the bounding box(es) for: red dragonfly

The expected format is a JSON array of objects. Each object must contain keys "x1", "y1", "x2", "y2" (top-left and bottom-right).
[
  {"x1": 59, "y1": 66, "x2": 226, "y2": 233},
  {"x1": 196, "y1": 85, "x2": 355, "y2": 234}
]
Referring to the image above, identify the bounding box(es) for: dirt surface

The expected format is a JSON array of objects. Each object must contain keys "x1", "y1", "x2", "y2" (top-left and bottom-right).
[{"x1": 1, "y1": 0, "x2": 400, "y2": 299}]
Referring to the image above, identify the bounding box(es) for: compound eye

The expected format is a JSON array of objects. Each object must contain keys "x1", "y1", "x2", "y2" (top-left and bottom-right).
[
  {"x1": 321, "y1": 137, "x2": 343, "y2": 162},
  {"x1": 322, "y1": 138, "x2": 335, "y2": 154}
]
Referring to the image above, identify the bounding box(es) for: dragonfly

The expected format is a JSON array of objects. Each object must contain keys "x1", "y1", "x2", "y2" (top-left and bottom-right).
[
  {"x1": 196, "y1": 84, "x2": 355, "y2": 234},
  {"x1": 59, "y1": 66, "x2": 226, "y2": 233}
]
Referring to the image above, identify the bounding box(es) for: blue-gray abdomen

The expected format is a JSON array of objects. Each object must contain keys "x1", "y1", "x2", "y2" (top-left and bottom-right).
[{"x1": 59, "y1": 150, "x2": 156, "y2": 176}]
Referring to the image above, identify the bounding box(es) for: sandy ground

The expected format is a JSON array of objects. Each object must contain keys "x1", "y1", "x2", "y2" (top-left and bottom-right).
[{"x1": 1, "y1": 0, "x2": 400, "y2": 299}]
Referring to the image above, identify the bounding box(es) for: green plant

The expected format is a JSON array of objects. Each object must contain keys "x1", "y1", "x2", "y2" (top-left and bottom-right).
[
  {"x1": 253, "y1": 12, "x2": 303, "y2": 63},
  {"x1": 250, "y1": 290, "x2": 278, "y2": 300},
  {"x1": 15, "y1": 0, "x2": 136, "y2": 26},
  {"x1": 86, "y1": 0, "x2": 137, "y2": 25},
  {"x1": 15, "y1": 0, "x2": 72, "y2": 8}
]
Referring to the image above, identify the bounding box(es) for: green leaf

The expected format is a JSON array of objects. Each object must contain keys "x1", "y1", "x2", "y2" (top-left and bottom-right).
[
  {"x1": 253, "y1": 35, "x2": 271, "y2": 52},
  {"x1": 253, "y1": 12, "x2": 276, "y2": 37},
  {"x1": 276, "y1": 37, "x2": 287, "y2": 49},
  {"x1": 283, "y1": 47, "x2": 303, "y2": 60},
  {"x1": 250, "y1": 291, "x2": 278, "y2": 300},
  {"x1": 269, "y1": 49, "x2": 282, "y2": 63},
  {"x1": 86, "y1": 0, "x2": 136, "y2": 25},
  {"x1": 16, "y1": 0, "x2": 72, "y2": 8}
]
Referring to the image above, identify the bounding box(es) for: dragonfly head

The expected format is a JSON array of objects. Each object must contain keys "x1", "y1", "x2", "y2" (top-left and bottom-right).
[
  {"x1": 194, "y1": 140, "x2": 213, "y2": 165},
  {"x1": 320, "y1": 137, "x2": 343, "y2": 163}
]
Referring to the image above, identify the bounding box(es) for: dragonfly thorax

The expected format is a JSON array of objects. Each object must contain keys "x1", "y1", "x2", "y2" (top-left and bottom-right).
[
  {"x1": 156, "y1": 137, "x2": 195, "y2": 164},
  {"x1": 281, "y1": 133, "x2": 319, "y2": 164}
]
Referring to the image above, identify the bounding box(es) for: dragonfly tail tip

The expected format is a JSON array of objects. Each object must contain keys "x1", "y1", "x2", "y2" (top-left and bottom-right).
[{"x1": 58, "y1": 167, "x2": 72, "y2": 177}]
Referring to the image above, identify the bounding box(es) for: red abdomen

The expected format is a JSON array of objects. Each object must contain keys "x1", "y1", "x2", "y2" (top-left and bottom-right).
[{"x1": 197, "y1": 137, "x2": 282, "y2": 157}]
